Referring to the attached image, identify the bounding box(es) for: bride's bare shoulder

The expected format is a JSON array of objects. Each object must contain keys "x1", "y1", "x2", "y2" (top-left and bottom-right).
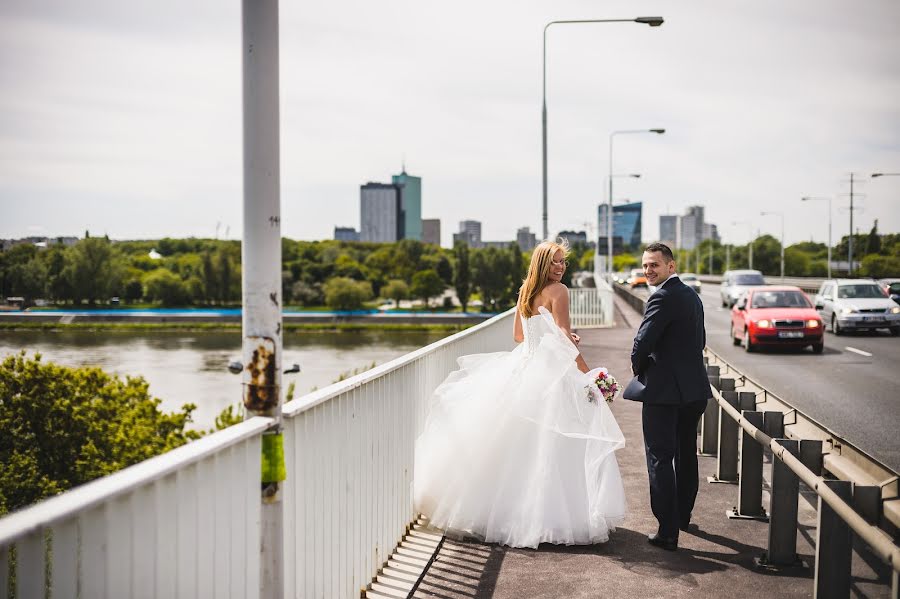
[{"x1": 545, "y1": 282, "x2": 568, "y2": 297}]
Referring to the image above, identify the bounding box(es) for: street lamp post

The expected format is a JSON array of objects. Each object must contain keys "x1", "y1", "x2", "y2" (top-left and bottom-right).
[
  {"x1": 732, "y1": 221, "x2": 754, "y2": 270},
  {"x1": 761, "y1": 211, "x2": 785, "y2": 282},
  {"x1": 801, "y1": 196, "x2": 832, "y2": 279},
  {"x1": 541, "y1": 16, "x2": 663, "y2": 241},
  {"x1": 606, "y1": 128, "x2": 665, "y2": 275}
]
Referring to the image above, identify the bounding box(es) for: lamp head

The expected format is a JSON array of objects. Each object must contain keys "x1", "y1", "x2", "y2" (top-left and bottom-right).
[
  {"x1": 650, "y1": 128, "x2": 666, "y2": 134},
  {"x1": 635, "y1": 16, "x2": 664, "y2": 27},
  {"x1": 872, "y1": 173, "x2": 883, "y2": 178}
]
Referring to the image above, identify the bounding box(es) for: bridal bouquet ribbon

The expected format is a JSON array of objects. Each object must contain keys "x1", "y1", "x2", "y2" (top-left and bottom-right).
[{"x1": 586, "y1": 368, "x2": 618, "y2": 403}]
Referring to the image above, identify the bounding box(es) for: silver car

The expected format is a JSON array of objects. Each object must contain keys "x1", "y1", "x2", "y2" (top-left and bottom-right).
[
  {"x1": 720, "y1": 269, "x2": 766, "y2": 307},
  {"x1": 680, "y1": 273, "x2": 702, "y2": 293},
  {"x1": 814, "y1": 279, "x2": 900, "y2": 335}
]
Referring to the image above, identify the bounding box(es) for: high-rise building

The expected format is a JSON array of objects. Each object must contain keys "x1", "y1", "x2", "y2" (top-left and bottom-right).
[
  {"x1": 659, "y1": 215, "x2": 680, "y2": 248},
  {"x1": 334, "y1": 226, "x2": 360, "y2": 241},
  {"x1": 598, "y1": 202, "x2": 642, "y2": 254},
  {"x1": 679, "y1": 205, "x2": 705, "y2": 250},
  {"x1": 392, "y1": 169, "x2": 422, "y2": 241},
  {"x1": 452, "y1": 220, "x2": 482, "y2": 247},
  {"x1": 557, "y1": 230, "x2": 588, "y2": 247},
  {"x1": 360, "y1": 183, "x2": 401, "y2": 242},
  {"x1": 702, "y1": 222, "x2": 720, "y2": 243},
  {"x1": 516, "y1": 227, "x2": 537, "y2": 252},
  {"x1": 422, "y1": 219, "x2": 441, "y2": 246}
]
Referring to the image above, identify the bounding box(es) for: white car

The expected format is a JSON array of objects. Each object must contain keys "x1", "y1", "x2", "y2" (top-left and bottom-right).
[
  {"x1": 720, "y1": 269, "x2": 766, "y2": 307},
  {"x1": 814, "y1": 279, "x2": 900, "y2": 335}
]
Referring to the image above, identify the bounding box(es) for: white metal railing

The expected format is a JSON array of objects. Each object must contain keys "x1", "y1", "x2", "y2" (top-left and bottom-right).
[
  {"x1": 0, "y1": 417, "x2": 272, "y2": 599},
  {"x1": 569, "y1": 285, "x2": 614, "y2": 328},
  {"x1": 280, "y1": 308, "x2": 515, "y2": 599},
  {"x1": 0, "y1": 309, "x2": 516, "y2": 598}
]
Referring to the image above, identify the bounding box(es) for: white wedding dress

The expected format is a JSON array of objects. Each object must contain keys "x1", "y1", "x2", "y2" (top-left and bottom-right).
[{"x1": 414, "y1": 307, "x2": 627, "y2": 549}]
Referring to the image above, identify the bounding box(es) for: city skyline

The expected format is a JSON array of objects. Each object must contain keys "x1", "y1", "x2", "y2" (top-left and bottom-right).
[{"x1": 1, "y1": 1, "x2": 899, "y2": 247}]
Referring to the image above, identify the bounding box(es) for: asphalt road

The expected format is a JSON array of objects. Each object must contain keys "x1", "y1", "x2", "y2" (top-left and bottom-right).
[{"x1": 630, "y1": 283, "x2": 900, "y2": 473}]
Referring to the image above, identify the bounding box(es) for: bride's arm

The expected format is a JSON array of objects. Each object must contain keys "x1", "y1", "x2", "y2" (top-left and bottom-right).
[
  {"x1": 513, "y1": 308, "x2": 524, "y2": 343},
  {"x1": 550, "y1": 285, "x2": 590, "y2": 373}
]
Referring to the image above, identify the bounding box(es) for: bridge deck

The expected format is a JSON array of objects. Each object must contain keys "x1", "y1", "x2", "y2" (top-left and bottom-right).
[{"x1": 408, "y1": 296, "x2": 891, "y2": 599}]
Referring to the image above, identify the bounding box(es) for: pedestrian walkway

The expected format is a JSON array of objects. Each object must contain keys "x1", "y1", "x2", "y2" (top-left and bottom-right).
[{"x1": 407, "y1": 295, "x2": 891, "y2": 598}]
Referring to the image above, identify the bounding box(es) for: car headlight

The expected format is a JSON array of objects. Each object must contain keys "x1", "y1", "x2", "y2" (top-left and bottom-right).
[
  {"x1": 806, "y1": 320, "x2": 820, "y2": 328},
  {"x1": 756, "y1": 319, "x2": 772, "y2": 328},
  {"x1": 840, "y1": 307, "x2": 857, "y2": 315},
  {"x1": 892, "y1": 306, "x2": 900, "y2": 314}
]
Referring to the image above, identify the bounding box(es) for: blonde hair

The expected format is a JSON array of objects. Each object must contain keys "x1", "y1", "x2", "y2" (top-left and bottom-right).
[{"x1": 517, "y1": 238, "x2": 569, "y2": 317}]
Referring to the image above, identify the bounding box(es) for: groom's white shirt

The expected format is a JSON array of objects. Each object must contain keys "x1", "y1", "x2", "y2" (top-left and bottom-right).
[{"x1": 650, "y1": 273, "x2": 679, "y2": 294}]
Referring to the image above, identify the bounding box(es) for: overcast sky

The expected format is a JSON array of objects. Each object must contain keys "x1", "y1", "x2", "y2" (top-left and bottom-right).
[{"x1": 1, "y1": 0, "x2": 899, "y2": 248}]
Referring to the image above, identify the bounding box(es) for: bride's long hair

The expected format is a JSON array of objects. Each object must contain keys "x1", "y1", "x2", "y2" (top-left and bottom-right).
[{"x1": 517, "y1": 238, "x2": 569, "y2": 318}]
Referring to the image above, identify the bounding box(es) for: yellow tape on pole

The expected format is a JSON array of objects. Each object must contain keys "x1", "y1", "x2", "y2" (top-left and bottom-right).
[{"x1": 261, "y1": 432, "x2": 286, "y2": 483}]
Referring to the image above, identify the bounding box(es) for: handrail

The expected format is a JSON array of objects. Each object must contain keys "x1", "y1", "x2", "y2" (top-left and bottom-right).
[{"x1": 0, "y1": 416, "x2": 274, "y2": 545}]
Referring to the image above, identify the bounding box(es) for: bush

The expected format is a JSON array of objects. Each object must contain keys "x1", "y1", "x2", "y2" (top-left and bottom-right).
[
  {"x1": 143, "y1": 268, "x2": 190, "y2": 306},
  {"x1": 860, "y1": 254, "x2": 900, "y2": 278},
  {"x1": 381, "y1": 279, "x2": 409, "y2": 308},
  {"x1": 0, "y1": 352, "x2": 201, "y2": 515},
  {"x1": 323, "y1": 277, "x2": 373, "y2": 311}
]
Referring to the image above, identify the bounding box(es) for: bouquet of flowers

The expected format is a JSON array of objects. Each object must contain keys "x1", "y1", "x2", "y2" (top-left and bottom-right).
[{"x1": 585, "y1": 367, "x2": 618, "y2": 404}]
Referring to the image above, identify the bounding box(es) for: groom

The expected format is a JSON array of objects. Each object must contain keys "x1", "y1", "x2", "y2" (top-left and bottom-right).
[{"x1": 623, "y1": 242, "x2": 711, "y2": 551}]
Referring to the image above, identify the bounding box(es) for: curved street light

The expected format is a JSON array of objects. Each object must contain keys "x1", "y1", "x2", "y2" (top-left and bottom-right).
[
  {"x1": 541, "y1": 16, "x2": 664, "y2": 240},
  {"x1": 871, "y1": 172, "x2": 900, "y2": 178},
  {"x1": 605, "y1": 129, "x2": 665, "y2": 275},
  {"x1": 801, "y1": 196, "x2": 832, "y2": 279}
]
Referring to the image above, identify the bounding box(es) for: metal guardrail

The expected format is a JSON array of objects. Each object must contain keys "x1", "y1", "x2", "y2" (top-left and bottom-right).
[
  {"x1": 697, "y1": 274, "x2": 825, "y2": 294},
  {"x1": 703, "y1": 360, "x2": 900, "y2": 597},
  {"x1": 569, "y1": 285, "x2": 615, "y2": 328}
]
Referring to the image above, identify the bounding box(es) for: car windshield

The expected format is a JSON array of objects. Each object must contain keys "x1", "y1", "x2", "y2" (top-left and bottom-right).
[
  {"x1": 750, "y1": 290, "x2": 809, "y2": 309},
  {"x1": 837, "y1": 284, "x2": 886, "y2": 299},
  {"x1": 888, "y1": 283, "x2": 900, "y2": 294},
  {"x1": 734, "y1": 274, "x2": 765, "y2": 285},
  {"x1": 682, "y1": 275, "x2": 697, "y2": 281}
]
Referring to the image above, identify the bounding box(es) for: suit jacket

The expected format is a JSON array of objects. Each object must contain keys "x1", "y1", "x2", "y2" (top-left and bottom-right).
[{"x1": 623, "y1": 276, "x2": 711, "y2": 405}]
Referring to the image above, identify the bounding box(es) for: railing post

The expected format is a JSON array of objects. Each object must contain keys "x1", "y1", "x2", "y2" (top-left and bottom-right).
[
  {"x1": 757, "y1": 440, "x2": 803, "y2": 570},
  {"x1": 709, "y1": 389, "x2": 739, "y2": 484},
  {"x1": 242, "y1": 0, "x2": 284, "y2": 597},
  {"x1": 701, "y1": 366, "x2": 721, "y2": 455},
  {"x1": 729, "y1": 410, "x2": 768, "y2": 520},
  {"x1": 800, "y1": 439, "x2": 823, "y2": 476},
  {"x1": 738, "y1": 391, "x2": 756, "y2": 412},
  {"x1": 814, "y1": 480, "x2": 852, "y2": 599}
]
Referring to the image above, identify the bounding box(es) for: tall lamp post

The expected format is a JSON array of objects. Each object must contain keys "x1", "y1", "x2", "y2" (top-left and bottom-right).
[
  {"x1": 732, "y1": 220, "x2": 754, "y2": 269},
  {"x1": 761, "y1": 211, "x2": 785, "y2": 282},
  {"x1": 541, "y1": 16, "x2": 663, "y2": 241},
  {"x1": 801, "y1": 196, "x2": 832, "y2": 279},
  {"x1": 606, "y1": 128, "x2": 665, "y2": 274}
]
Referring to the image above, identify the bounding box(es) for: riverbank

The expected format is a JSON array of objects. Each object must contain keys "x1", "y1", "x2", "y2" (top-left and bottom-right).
[{"x1": 0, "y1": 321, "x2": 471, "y2": 333}]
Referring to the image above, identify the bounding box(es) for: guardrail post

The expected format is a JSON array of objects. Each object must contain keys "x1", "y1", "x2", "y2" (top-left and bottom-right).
[
  {"x1": 800, "y1": 440, "x2": 823, "y2": 476},
  {"x1": 738, "y1": 391, "x2": 756, "y2": 412},
  {"x1": 728, "y1": 410, "x2": 768, "y2": 520},
  {"x1": 709, "y1": 390, "x2": 739, "y2": 484},
  {"x1": 763, "y1": 411, "x2": 784, "y2": 439},
  {"x1": 757, "y1": 440, "x2": 804, "y2": 570},
  {"x1": 701, "y1": 367, "x2": 721, "y2": 455},
  {"x1": 852, "y1": 485, "x2": 881, "y2": 525},
  {"x1": 814, "y1": 480, "x2": 852, "y2": 599}
]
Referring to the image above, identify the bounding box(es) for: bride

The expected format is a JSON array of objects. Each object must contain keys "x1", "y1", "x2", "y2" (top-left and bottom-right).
[{"x1": 414, "y1": 239, "x2": 627, "y2": 549}]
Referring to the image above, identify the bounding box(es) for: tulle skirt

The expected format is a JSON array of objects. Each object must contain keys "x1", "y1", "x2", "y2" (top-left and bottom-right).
[{"x1": 414, "y1": 326, "x2": 627, "y2": 549}]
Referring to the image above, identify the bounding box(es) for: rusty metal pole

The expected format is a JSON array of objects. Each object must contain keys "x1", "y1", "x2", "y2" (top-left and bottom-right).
[{"x1": 242, "y1": 1, "x2": 284, "y2": 597}]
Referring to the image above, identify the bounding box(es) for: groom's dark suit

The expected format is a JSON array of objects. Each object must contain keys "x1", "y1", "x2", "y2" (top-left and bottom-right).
[{"x1": 624, "y1": 274, "x2": 711, "y2": 540}]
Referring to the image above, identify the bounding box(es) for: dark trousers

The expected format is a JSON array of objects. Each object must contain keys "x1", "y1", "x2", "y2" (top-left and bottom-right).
[{"x1": 642, "y1": 399, "x2": 708, "y2": 538}]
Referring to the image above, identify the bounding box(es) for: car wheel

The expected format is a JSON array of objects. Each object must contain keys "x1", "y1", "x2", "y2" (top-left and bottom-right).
[
  {"x1": 742, "y1": 328, "x2": 755, "y2": 353},
  {"x1": 891, "y1": 327, "x2": 900, "y2": 337},
  {"x1": 832, "y1": 315, "x2": 843, "y2": 336},
  {"x1": 732, "y1": 327, "x2": 741, "y2": 346},
  {"x1": 722, "y1": 298, "x2": 728, "y2": 308},
  {"x1": 812, "y1": 342, "x2": 824, "y2": 354}
]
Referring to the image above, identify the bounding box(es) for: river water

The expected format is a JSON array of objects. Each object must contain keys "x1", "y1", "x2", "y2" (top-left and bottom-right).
[{"x1": 0, "y1": 329, "x2": 449, "y2": 430}]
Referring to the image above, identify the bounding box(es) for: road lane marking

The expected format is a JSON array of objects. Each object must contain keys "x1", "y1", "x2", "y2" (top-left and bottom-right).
[{"x1": 844, "y1": 346, "x2": 873, "y2": 357}]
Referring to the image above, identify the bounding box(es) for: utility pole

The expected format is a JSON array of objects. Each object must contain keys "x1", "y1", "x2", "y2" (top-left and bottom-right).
[
  {"x1": 848, "y1": 172, "x2": 855, "y2": 276},
  {"x1": 708, "y1": 243, "x2": 713, "y2": 275}
]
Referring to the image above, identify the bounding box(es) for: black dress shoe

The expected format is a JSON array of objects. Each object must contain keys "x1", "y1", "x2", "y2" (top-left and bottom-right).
[
  {"x1": 679, "y1": 521, "x2": 691, "y2": 532},
  {"x1": 648, "y1": 533, "x2": 678, "y2": 551}
]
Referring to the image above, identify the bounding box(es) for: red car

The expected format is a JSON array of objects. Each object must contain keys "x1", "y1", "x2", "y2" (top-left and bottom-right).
[{"x1": 731, "y1": 286, "x2": 824, "y2": 353}]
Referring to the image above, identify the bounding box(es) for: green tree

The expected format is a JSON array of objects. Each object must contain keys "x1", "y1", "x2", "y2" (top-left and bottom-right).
[
  {"x1": 323, "y1": 277, "x2": 373, "y2": 310},
  {"x1": 472, "y1": 247, "x2": 510, "y2": 311},
  {"x1": 410, "y1": 269, "x2": 445, "y2": 308},
  {"x1": 506, "y1": 243, "x2": 526, "y2": 305},
  {"x1": 381, "y1": 279, "x2": 409, "y2": 308},
  {"x1": 860, "y1": 254, "x2": 900, "y2": 278},
  {"x1": 291, "y1": 280, "x2": 324, "y2": 306},
  {"x1": 143, "y1": 268, "x2": 190, "y2": 306},
  {"x1": 0, "y1": 352, "x2": 201, "y2": 515},
  {"x1": 453, "y1": 242, "x2": 471, "y2": 312},
  {"x1": 63, "y1": 237, "x2": 123, "y2": 304},
  {"x1": 866, "y1": 220, "x2": 881, "y2": 256}
]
